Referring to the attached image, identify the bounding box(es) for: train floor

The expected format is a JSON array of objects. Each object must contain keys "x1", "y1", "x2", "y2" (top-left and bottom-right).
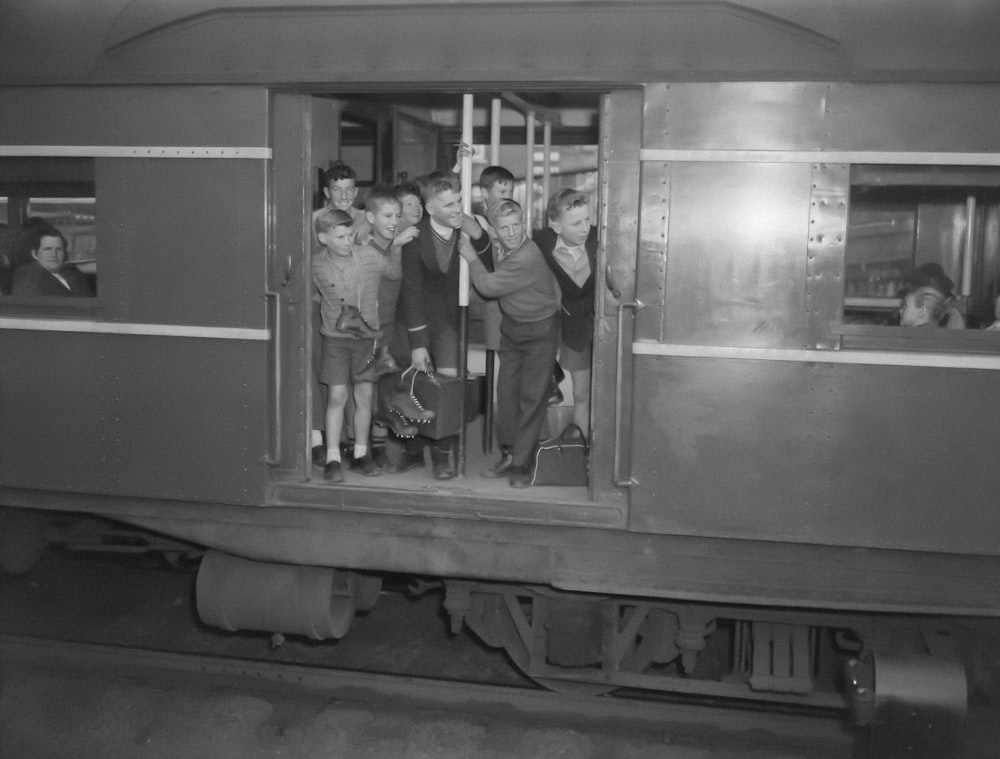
[{"x1": 308, "y1": 405, "x2": 591, "y2": 504}]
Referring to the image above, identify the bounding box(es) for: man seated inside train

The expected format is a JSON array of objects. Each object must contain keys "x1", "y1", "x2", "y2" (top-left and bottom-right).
[
  {"x1": 533, "y1": 189, "x2": 597, "y2": 438},
  {"x1": 900, "y1": 263, "x2": 965, "y2": 328},
  {"x1": 460, "y1": 199, "x2": 559, "y2": 487},
  {"x1": 11, "y1": 224, "x2": 94, "y2": 298},
  {"x1": 397, "y1": 171, "x2": 492, "y2": 480},
  {"x1": 356, "y1": 187, "x2": 419, "y2": 470},
  {"x1": 312, "y1": 209, "x2": 401, "y2": 483},
  {"x1": 898, "y1": 285, "x2": 951, "y2": 328}
]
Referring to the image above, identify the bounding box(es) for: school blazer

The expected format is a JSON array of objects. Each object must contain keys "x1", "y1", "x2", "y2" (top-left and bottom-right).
[
  {"x1": 399, "y1": 216, "x2": 491, "y2": 350},
  {"x1": 533, "y1": 225, "x2": 597, "y2": 352}
]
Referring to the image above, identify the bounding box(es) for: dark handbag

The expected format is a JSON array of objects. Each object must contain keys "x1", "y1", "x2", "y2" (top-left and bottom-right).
[
  {"x1": 531, "y1": 424, "x2": 588, "y2": 486},
  {"x1": 380, "y1": 368, "x2": 479, "y2": 440}
]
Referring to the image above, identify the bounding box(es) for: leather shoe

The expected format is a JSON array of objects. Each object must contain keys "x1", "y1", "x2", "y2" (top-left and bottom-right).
[
  {"x1": 386, "y1": 390, "x2": 436, "y2": 423},
  {"x1": 371, "y1": 445, "x2": 389, "y2": 470},
  {"x1": 336, "y1": 304, "x2": 383, "y2": 339},
  {"x1": 508, "y1": 465, "x2": 532, "y2": 488},
  {"x1": 353, "y1": 346, "x2": 398, "y2": 383},
  {"x1": 431, "y1": 449, "x2": 454, "y2": 480},
  {"x1": 482, "y1": 448, "x2": 514, "y2": 478},
  {"x1": 323, "y1": 460, "x2": 344, "y2": 483},
  {"x1": 350, "y1": 454, "x2": 381, "y2": 476}
]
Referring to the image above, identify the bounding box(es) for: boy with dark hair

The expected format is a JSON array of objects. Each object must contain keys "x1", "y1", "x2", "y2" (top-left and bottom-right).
[
  {"x1": 397, "y1": 171, "x2": 493, "y2": 479},
  {"x1": 460, "y1": 200, "x2": 559, "y2": 487},
  {"x1": 534, "y1": 188, "x2": 598, "y2": 437},
  {"x1": 393, "y1": 182, "x2": 424, "y2": 233},
  {"x1": 475, "y1": 165, "x2": 516, "y2": 354},
  {"x1": 313, "y1": 208, "x2": 401, "y2": 482}
]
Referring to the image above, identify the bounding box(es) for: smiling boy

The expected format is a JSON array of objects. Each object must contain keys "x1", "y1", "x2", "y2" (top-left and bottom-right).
[{"x1": 397, "y1": 171, "x2": 492, "y2": 479}]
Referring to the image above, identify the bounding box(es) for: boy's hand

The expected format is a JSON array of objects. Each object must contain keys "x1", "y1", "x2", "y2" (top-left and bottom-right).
[
  {"x1": 458, "y1": 234, "x2": 478, "y2": 262},
  {"x1": 451, "y1": 142, "x2": 474, "y2": 173},
  {"x1": 459, "y1": 213, "x2": 483, "y2": 239},
  {"x1": 392, "y1": 226, "x2": 419, "y2": 248},
  {"x1": 410, "y1": 347, "x2": 432, "y2": 372}
]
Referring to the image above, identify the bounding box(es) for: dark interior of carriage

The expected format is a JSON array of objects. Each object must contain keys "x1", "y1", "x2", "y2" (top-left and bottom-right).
[{"x1": 843, "y1": 165, "x2": 1000, "y2": 331}]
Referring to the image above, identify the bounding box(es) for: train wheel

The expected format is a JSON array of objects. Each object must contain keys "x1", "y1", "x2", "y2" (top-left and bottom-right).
[{"x1": 0, "y1": 508, "x2": 48, "y2": 575}]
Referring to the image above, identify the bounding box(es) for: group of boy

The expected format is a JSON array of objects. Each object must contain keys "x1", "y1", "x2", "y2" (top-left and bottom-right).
[{"x1": 311, "y1": 157, "x2": 596, "y2": 488}]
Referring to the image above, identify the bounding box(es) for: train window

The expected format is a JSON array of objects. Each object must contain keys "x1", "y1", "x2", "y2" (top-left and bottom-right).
[
  {"x1": 842, "y1": 165, "x2": 1000, "y2": 343},
  {"x1": 0, "y1": 158, "x2": 97, "y2": 299}
]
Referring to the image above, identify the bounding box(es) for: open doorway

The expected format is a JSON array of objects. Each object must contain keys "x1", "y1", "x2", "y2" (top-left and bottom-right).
[{"x1": 304, "y1": 90, "x2": 603, "y2": 503}]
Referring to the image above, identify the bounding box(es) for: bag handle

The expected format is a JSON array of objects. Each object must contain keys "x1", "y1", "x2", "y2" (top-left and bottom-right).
[{"x1": 560, "y1": 423, "x2": 587, "y2": 442}]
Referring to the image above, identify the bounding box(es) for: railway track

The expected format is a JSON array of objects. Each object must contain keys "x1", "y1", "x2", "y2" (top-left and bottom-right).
[{"x1": 1, "y1": 632, "x2": 854, "y2": 759}]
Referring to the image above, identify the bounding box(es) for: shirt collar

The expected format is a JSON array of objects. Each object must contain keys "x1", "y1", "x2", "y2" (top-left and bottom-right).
[{"x1": 430, "y1": 217, "x2": 455, "y2": 240}]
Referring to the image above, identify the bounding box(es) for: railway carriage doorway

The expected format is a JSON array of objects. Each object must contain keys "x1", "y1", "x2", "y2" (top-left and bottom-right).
[{"x1": 267, "y1": 89, "x2": 640, "y2": 519}]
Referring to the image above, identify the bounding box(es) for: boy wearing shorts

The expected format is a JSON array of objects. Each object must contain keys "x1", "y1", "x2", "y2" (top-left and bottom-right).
[{"x1": 313, "y1": 209, "x2": 401, "y2": 482}]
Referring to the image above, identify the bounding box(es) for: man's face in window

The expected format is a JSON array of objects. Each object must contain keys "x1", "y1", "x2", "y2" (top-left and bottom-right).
[{"x1": 33, "y1": 235, "x2": 65, "y2": 273}]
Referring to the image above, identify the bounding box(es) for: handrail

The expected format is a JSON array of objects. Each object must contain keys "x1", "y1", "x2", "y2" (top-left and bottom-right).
[
  {"x1": 264, "y1": 289, "x2": 281, "y2": 466},
  {"x1": 613, "y1": 300, "x2": 643, "y2": 488}
]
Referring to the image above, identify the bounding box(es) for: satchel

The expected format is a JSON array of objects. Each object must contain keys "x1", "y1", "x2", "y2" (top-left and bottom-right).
[
  {"x1": 380, "y1": 368, "x2": 479, "y2": 440},
  {"x1": 531, "y1": 424, "x2": 589, "y2": 486}
]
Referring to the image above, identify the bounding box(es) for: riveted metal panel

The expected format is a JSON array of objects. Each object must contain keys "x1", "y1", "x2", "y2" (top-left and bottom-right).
[
  {"x1": 627, "y1": 354, "x2": 1000, "y2": 555},
  {"x1": 658, "y1": 161, "x2": 811, "y2": 348},
  {"x1": 806, "y1": 163, "x2": 849, "y2": 349},
  {"x1": 634, "y1": 161, "x2": 669, "y2": 341},
  {"x1": 823, "y1": 83, "x2": 1000, "y2": 153},
  {"x1": 644, "y1": 82, "x2": 1000, "y2": 156},
  {"x1": 0, "y1": 331, "x2": 267, "y2": 505},
  {"x1": 592, "y1": 90, "x2": 641, "y2": 507},
  {"x1": 644, "y1": 83, "x2": 833, "y2": 152}
]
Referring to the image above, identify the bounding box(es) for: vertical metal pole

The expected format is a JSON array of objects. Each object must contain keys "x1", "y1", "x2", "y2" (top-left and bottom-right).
[
  {"x1": 457, "y1": 93, "x2": 474, "y2": 478},
  {"x1": 524, "y1": 109, "x2": 536, "y2": 234},
  {"x1": 484, "y1": 97, "x2": 502, "y2": 455},
  {"x1": 490, "y1": 97, "x2": 501, "y2": 166},
  {"x1": 962, "y1": 194, "x2": 975, "y2": 298},
  {"x1": 542, "y1": 120, "x2": 552, "y2": 212}
]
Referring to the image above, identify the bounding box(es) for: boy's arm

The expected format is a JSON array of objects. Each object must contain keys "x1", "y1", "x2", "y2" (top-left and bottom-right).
[
  {"x1": 399, "y1": 238, "x2": 430, "y2": 350},
  {"x1": 460, "y1": 238, "x2": 532, "y2": 298}
]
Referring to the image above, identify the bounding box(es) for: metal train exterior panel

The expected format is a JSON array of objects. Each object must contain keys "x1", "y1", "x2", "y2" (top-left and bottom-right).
[{"x1": 3, "y1": 1, "x2": 1000, "y2": 746}]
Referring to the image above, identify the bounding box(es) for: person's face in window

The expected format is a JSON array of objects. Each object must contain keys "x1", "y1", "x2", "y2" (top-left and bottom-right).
[
  {"x1": 399, "y1": 193, "x2": 423, "y2": 226},
  {"x1": 552, "y1": 203, "x2": 591, "y2": 247},
  {"x1": 325, "y1": 178, "x2": 358, "y2": 212},
  {"x1": 32, "y1": 235, "x2": 66, "y2": 273},
  {"x1": 899, "y1": 292, "x2": 928, "y2": 327}
]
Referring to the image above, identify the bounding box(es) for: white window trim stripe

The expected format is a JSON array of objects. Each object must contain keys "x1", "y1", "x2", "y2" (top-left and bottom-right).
[
  {"x1": 0, "y1": 318, "x2": 269, "y2": 341},
  {"x1": 0, "y1": 145, "x2": 271, "y2": 159},
  {"x1": 639, "y1": 149, "x2": 1000, "y2": 166},
  {"x1": 632, "y1": 342, "x2": 1000, "y2": 370}
]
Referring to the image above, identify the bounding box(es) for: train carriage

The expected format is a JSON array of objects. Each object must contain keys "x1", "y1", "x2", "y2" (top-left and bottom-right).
[{"x1": 3, "y1": 2, "x2": 1000, "y2": 754}]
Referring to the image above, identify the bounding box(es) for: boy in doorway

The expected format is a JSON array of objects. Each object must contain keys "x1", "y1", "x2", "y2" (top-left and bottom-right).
[
  {"x1": 398, "y1": 171, "x2": 493, "y2": 479},
  {"x1": 357, "y1": 187, "x2": 419, "y2": 469},
  {"x1": 460, "y1": 200, "x2": 559, "y2": 487},
  {"x1": 312, "y1": 209, "x2": 401, "y2": 482},
  {"x1": 533, "y1": 189, "x2": 597, "y2": 438}
]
